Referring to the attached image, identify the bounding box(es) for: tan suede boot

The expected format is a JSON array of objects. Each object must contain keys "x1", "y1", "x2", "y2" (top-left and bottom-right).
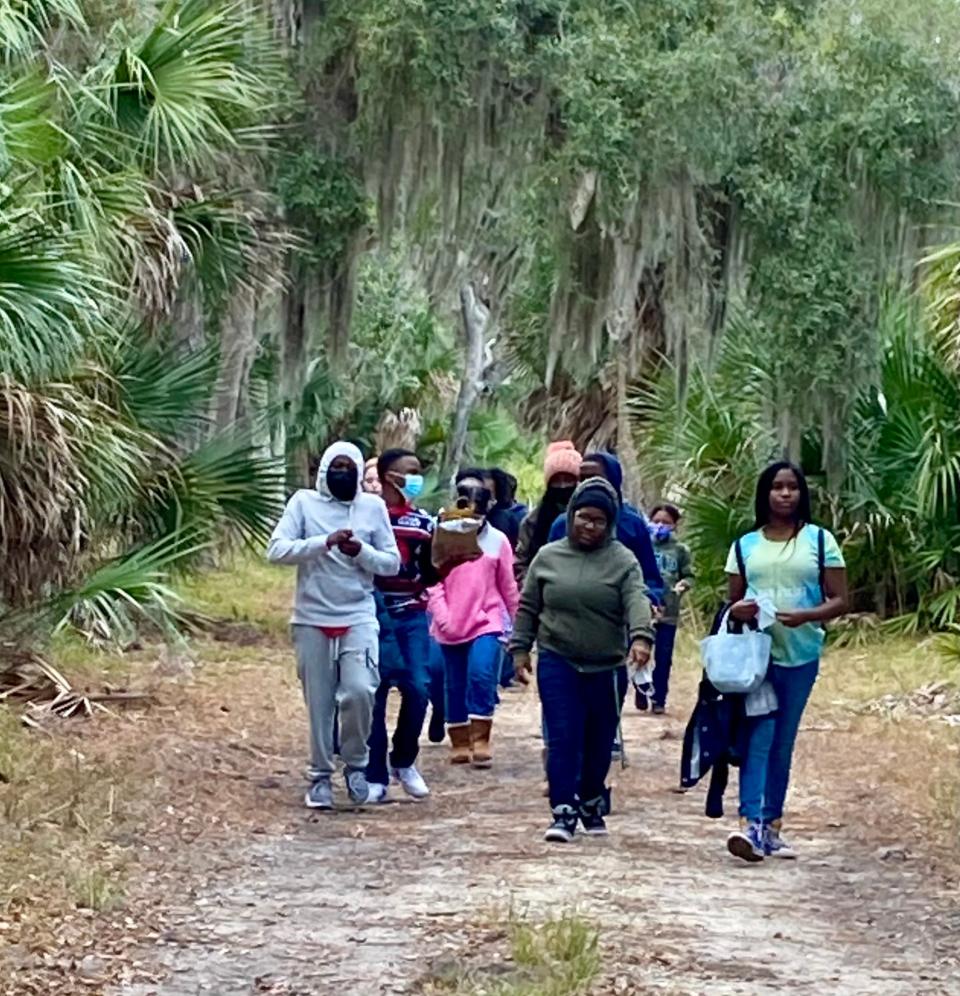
[
  {"x1": 448, "y1": 723, "x2": 472, "y2": 765},
  {"x1": 470, "y1": 717, "x2": 493, "y2": 768}
]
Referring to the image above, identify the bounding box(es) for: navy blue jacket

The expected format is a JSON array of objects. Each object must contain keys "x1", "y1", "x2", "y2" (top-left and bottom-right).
[
  {"x1": 547, "y1": 453, "x2": 664, "y2": 604},
  {"x1": 679, "y1": 602, "x2": 748, "y2": 818}
]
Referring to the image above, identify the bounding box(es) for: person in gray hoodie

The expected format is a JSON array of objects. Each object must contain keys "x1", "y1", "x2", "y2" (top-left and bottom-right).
[{"x1": 267, "y1": 441, "x2": 400, "y2": 809}]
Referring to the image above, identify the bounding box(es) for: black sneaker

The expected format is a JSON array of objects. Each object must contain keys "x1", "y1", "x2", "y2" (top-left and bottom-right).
[
  {"x1": 634, "y1": 688, "x2": 648, "y2": 711},
  {"x1": 544, "y1": 805, "x2": 578, "y2": 843},
  {"x1": 651, "y1": 703, "x2": 665, "y2": 715},
  {"x1": 579, "y1": 797, "x2": 609, "y2": 837}
]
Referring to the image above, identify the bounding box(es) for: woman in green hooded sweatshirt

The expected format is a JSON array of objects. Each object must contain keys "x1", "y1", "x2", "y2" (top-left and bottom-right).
[{"x1": 510, "y1": 478, "x2": 654, "y2": 842}]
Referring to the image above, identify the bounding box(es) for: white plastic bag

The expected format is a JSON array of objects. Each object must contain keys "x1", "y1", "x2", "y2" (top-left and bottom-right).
[{"x1": 700, "y1": 611, "x2": 771, "y2": 695}]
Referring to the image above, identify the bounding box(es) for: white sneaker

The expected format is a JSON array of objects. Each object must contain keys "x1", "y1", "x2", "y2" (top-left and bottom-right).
[
  {"x1": 367, "y1": 783, "x2": 390, "y2": 804},
  {"x1": 391, "y1": 765, "x2": 430, "y2": 799}
]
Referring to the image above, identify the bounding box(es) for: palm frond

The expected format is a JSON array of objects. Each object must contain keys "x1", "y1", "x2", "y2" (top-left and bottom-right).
[
  {"x1": 109, "y1": 0, "x2": 285, "y2": 172},
  {"x1": 109, "y1": 329, "x2": 217, "y2": 435},
  {"x1": 0, "y1": 207, "x2": 101, "y2": 380},
  {"x1": 132, "y1": 432, "x2": 284, "y2": 554},
  {"x1": 0, "y1": 0, "x2": 85, "y2": 61},
  {"x1": 29, "y1": 532, "x2": 206, "y2": 644},
  {"x1": 0, "y1": 68, "x2": 65, "y2": 167}
]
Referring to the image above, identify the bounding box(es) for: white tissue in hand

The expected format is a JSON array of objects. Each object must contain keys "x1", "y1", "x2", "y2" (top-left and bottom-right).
[{"x1": 756, "y1": 595, "x2": 778, "y2": 631}]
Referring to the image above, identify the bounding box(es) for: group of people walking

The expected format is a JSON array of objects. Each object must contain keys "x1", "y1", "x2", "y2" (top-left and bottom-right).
[{"x1": 268, "y1": 438, "x2": 847, "y2": 860}]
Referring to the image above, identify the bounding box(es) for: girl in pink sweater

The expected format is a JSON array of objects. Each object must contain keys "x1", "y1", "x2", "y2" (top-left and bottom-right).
[{"x1": 428, "y1": 470, "x2": 519, "y2": 769}]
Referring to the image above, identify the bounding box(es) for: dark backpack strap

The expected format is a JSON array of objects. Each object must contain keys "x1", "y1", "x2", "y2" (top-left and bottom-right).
[
  {"x1": 734, "y1": 539, "x2": 746, "y2": 586},
  {"x1": 817, "y1": 527, "x2": 826, "y2": 599}
]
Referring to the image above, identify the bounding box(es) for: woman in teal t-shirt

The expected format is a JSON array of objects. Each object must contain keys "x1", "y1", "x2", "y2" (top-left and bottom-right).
[{"x1": 725, "y1": 461, "x2": 847, "y2": 863}]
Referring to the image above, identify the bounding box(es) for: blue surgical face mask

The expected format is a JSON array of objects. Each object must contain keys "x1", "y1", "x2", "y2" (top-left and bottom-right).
[
  {"x1": 648, "y1": 521, "x2": 674, "y2": 543},
  {"x1": 398, "y1": 473, "x2": 425, "y2": 500}
]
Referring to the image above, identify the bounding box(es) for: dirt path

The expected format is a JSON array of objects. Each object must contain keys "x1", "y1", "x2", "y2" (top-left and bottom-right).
[{"x1": 111, "y1": 684, "x2": 960, "y2": 996}]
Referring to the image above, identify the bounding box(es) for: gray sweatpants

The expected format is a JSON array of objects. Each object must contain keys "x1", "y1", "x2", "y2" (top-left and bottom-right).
[{"x1": 292, "y1": 623, "x2": 380, "y2": 779}]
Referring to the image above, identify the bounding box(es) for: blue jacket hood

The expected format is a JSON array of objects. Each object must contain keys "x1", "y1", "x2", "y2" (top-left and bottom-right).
[{"x1": 585, "y1": 452, "x2": 623, "y2": 499}]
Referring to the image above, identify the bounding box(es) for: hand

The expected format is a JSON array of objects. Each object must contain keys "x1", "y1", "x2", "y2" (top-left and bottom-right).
[
  {"x1": 338, "y1": 537, "x2": 362, "y2": 558},
  {"x1": 628, "y1": 640, "x2": 652, "y2": 668},
  {"x1": 730, "y1": 599, "x2": 759, "y2": 622},
  {"x1": 652, "y1": 604, "x2": 665, "y2": 621},
  {"x1": 776, "y1": 609, "x2": 810, "y2": 628},
  {"x1": 327, "y1": 529, "x2": 353, "y2": 550},
  {"x1": 674, "y1": 580, "x2": 690, "y2": 595},
  {"x1": 513, "y1": 652, "x2": 533, "y2": 686}
]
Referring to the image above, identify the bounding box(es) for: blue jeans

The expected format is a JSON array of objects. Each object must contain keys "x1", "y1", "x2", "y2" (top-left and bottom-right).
[
  {"x1": 499, "y1": 646, "x2": 515, "y2": 687},
  {"x1": 428, "y1": 639, "x2": 445, "y2": 727},
  {"x1": 652, "y1": 622, "x2": 678, "y2": 708},
  {"x1": 739, "y1": 660, "x2": 819, "y2": 822},
  {"x1": 366, "y1": 609, "x2": 431, "y2": 785},
  {"x1": 441, "y1": 634, "x2": 502, "y2": 725},
  {"x1": 538, "y1": 650, "x2": 621, "y2": 810}
]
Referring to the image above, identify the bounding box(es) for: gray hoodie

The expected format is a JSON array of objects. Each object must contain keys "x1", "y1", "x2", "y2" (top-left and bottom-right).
[{"x1": 267, "y1": 441, "x2": 400, "y2": 627}]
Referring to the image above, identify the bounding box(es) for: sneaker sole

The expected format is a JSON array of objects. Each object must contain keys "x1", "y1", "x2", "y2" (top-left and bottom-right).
[
  {"x1": 544, "y1": 829, "x2": 575, "y2": 843},
  {"x1": 727, "y1": 834, "x2": 764, "y2": 863},
  {"x1": 768, "y1": 849, "x2": 797, "y2": 860},
  {"x1": 304, "y1": 794, "x2": 333, "y2": 810},
  {"x1": 390, "y1": 771, "x2": 430, "y2": 799},
  {"x1": 397, "y1": 784, "x2": 430, "y2": 800},
  {"x1": 581, "y1": 827, "x2": 609, "y2": 837},
  {"x1": 471, "y1": 758, "x2": 493, "y2": 769}
]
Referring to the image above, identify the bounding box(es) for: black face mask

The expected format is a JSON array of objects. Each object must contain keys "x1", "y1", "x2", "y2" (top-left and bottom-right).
[
  {"x1": 327, "y1": 466, "x2": 358, "y2": 501},
  {"x1": 547, "y1": 484, "x2": 576, "y2": 510}
]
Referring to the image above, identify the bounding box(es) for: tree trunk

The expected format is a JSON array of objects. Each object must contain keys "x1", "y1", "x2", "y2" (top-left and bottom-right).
[
  {"x1": 616, "y1": 340, "x2": 646, "y2": 507},
  {"x1": 443, "y1": 284, "x2": 489, "y2": 485},
  {"x1": 213, "y1": 283, "x2": 258, "y2": 432}
]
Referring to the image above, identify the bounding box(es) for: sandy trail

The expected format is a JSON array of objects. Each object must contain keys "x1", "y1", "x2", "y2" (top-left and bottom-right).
[{"x1": 116, "y1": 689, "x2": 960, "y2": 996}]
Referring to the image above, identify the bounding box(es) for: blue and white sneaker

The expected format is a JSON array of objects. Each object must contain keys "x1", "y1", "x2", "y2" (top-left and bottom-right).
[
  {"x1": 544, "y1": 805, "x2": 578, "y2": 843},
  {"x1": 727, "y1": 819, "x2": 765, "y2": 862},
  {"x1": 304, "y1": 777, "x2": 333, "y2": 810},
  {"x1": 344, "y1": 768, "x2": 371, "y2": 806},
  {"x1": 367, "y1": 782, "x2": 390, "y2": 804},
  {"x1": 764, "y1": 821, "x2": 797, "y2": 859},
  {"x1": 579, "y1": 796, "x2": 609, "y2": 837}
]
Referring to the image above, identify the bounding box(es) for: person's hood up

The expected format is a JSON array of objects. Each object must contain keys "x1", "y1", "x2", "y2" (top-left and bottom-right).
[
  {"x1": 584, "y1": 451, "x2": 624, "y2": 500},
  {"x1": 315, "y1": 441, "x2": 364, "y2": 502},
  {"x1": 565, "y1": 476, "x2": 621, "y2": 547}
]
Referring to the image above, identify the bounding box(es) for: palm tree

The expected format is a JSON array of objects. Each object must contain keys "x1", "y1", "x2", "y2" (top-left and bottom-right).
[{"x1": 0, "y1": 0, "x2": 288, "y2": 643}]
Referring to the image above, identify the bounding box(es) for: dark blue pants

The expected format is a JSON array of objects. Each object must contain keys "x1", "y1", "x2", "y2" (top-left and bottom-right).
[
  {"x1": 538, "y1": 650, "x2": 621, "y2": 810},
  {"x1": 652, "y1": 622, "x2": 678, "y2": 708},
  {"x1": 366, "y1": 609, "x2": 431, "y2": 786},
  {"x1": 499, "y1": 647, "x2": 515, "y2": 687},
  {"x1": 428, "y1": 639, "x2": 445, "y2": 728},
  {"x1": 441, "y1": 634, "x2": 502, "y2": 724},
  {"x1": 739, "y1": 660, "x2": 819, "y2": 821}
]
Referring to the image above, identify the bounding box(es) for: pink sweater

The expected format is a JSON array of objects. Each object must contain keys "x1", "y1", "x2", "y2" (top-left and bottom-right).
[{"x1": 427, "y1": 525, "x2": 520, "y2": 645}]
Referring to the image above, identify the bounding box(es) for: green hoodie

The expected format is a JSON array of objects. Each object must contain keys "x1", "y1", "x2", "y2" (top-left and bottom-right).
[{"x1": 509, "y1": 478, "x2": 654, "y2": 673}]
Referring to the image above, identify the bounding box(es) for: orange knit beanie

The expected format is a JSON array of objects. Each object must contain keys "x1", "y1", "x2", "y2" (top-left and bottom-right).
[{"x1": 543, "y1": 440, "x2": 582, "y2": 485}]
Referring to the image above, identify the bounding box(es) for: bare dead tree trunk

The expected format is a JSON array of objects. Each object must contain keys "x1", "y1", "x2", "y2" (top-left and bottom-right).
[{"x1": 443, "y1": 283, "x2": 489, "y2": 484}]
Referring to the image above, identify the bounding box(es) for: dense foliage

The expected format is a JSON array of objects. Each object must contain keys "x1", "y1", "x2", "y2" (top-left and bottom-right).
[
  {"x1": 6, "y1": 1, "x2": 960, "y2": 643},
  {"x1": 0, "y1": 0, "x2": 288, "y2": 640}
]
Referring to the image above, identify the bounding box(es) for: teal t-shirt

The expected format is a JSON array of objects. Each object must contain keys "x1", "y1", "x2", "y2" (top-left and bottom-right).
[{"x1": 725, "y1": 524, "x2": 844, "y2": 666}]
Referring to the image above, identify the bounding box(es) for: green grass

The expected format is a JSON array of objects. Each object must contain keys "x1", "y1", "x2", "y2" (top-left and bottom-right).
[
  {"x1": 818, "y1": 636, "x2": 960, "y2": 705},
  {"x1": 177, "y1": 556, "x2": 293, "y2": 638},
  {"x1": 428, "y1": 912, "x2": 601, "y2": 996}
]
